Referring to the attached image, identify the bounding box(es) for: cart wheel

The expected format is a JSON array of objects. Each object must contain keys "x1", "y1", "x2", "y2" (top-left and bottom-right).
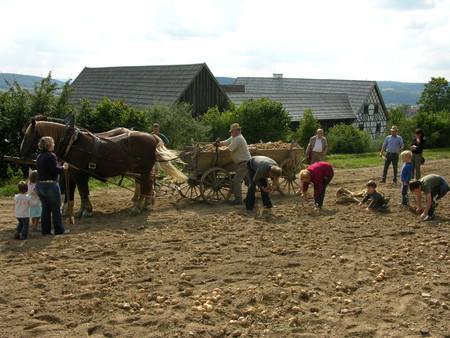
[
  {"x1": 177, "y1": 179, "x2": 201, "y2": 200},
  {"x1": 200, "y1": 167, "x2": 232, "y2": 204},
  {"x1": 278, "y1": 158, "x2": 304, "y2": 196}
]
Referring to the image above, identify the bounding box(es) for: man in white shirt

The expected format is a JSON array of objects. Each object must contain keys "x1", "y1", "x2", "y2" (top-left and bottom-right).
[
  {"x1": 306, "y1": 129, "x2": 328, "y2": 164},
  {"x1": 219, "y1": 123, "x2": 251, "y2": 205}
]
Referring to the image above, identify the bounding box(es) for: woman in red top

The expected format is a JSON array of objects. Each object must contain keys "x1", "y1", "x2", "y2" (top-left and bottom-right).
[{"x1": 299, "y1": 161, "x2": 334, "y2": 209}]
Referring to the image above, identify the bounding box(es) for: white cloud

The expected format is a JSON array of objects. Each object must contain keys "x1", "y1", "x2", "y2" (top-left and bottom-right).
[{"x1": 1, "y1": 0, "x2": 449, "y2": 82}]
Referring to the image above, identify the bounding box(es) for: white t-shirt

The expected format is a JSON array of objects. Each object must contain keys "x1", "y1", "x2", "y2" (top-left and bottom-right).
[
  {"x1": 222, "y1": 134, "x2": 251, "y2": 163},
  {"x1": 14, "y1": 193, "x2": 37, "y2": 218},
  {"x1": 312, "y1": 137, "x2": 323, "y2": 152}
]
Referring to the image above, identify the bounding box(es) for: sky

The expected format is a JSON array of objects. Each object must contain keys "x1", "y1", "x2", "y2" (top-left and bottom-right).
[{"x1": 1, "y1": 0, "x2": 449, "y2": 83}]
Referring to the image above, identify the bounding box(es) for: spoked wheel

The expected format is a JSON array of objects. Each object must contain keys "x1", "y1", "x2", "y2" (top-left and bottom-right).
[
  {"x1": 200, "y1": 167, "x2": 232, "y2": 204},
  {"x1": 278, "y1": 158, "x2": 304, "y2": 196},
  {"x1": 177, "y1": 178, "x2": 201, "y2": 200}
]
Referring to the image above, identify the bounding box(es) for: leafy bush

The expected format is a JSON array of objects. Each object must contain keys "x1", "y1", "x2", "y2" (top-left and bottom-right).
[
  {"x1": 412, "y1": 110, "x2": 450, "y2": 148},
  {"x1": 76, "y1": 98, "x2": 147, "y2": 132},
  {"x1": 236, "y1": 97, "x2": 292, "y2": 144},
  {"x1": 202, "y1": 105, "x2": 238, "y2": 142},
  {"x1": 291, "y1": 109, "x2": 320, "y2": 149},
  {"x1": 144, "y1": 102, "x2": 210, "y2": 150},
  {"x1": 394, "y1": 118, "x2": 417, "y2": 147},
  {"x1": 0, "y1": 73, "x2": 74, "y2": 180},
  {"x1": 201, "y1": 97, "x2": 292, "y2": 144},
  {"x1": 327, "y1": 124, "x2": 372, "y2": 154}
]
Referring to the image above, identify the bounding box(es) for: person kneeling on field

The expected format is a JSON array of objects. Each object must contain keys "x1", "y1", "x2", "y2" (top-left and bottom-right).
[
  {"x1": 358, "y1": 180, "x2": 389, "y2": 212},
  {"x1": 409, "y1": 174, "x2": 449, "y2": 221},
  {"x1": 299, "y1": 161, "x2": 334, "y2": 209}
]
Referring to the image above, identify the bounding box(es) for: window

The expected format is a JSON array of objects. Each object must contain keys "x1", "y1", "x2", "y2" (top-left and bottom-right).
[
  {"x1": 376, "y1": 123, "x2": 381, "y2": 132},
  {"x1": 359, "y1": 123, "x2": 364, "y2": 130}
]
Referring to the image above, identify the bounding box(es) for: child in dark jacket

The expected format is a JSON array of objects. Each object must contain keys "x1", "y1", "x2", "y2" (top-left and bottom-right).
[
  {"x1": 359, "y1": 180, "x2": 388, "y2": 211},
  {"x1": 400, "y1": 150, "x2": 413, "y2": 206}
]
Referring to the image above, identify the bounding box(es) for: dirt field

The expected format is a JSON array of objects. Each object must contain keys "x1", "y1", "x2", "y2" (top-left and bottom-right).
[{"x1": 0, "y1": 160, "x2": 449, "y2": 337}]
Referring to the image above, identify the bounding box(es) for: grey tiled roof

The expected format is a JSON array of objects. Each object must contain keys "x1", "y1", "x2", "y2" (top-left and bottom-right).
[
  {"x1": 234, "y1": 77, "x2": 380, "y2": 113},
  {"x1": 227, "y1": 93, "x2": 355, "y2": 121},
  {"x1": 71, "y1": 63, "x2": 207, "y2": 107}
]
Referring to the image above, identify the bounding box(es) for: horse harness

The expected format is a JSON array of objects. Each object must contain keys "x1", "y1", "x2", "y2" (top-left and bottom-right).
[{"x1": 53, "y1": 125, "x2": 133, "y2": 170}]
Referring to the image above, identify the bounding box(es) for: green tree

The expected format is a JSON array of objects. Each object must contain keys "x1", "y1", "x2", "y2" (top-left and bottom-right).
[
  {"x1": 76, "y1": 98, "x2": 147, "y2": 132},
  {"x1": 202, "y1": 105, "x2": 238, "y2": 142},
  {"x1": 145, "y1": 102, "x2": 210, "y2": 150},
  {"x1": 397, "y1": 104, "x2": 411, "y2": 115},
  {"x1": 387, "y1": 107, "x2": 406, "y2": 132},
  {"x1": 0, "y1": 73, "x2": 76, "y2": 179},
  {"x1": 327, "y1": 124, "x2": 372, "y2": 154},
  {"x1": 236, "y1": 97, "x2": 291, "y2": 144},
  {"x1": 292, "y1": 109, "x2": 320, "y2": 149},
  {"x1": 417, "y1": 77, "x2": 450, "y2": 114},
  {"x1": 412, "y1": 110, "x2": 450, "y2": 148}
]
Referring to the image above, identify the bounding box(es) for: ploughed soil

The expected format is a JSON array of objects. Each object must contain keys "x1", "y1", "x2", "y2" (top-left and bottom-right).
[{"x1": 0, "y1": 160, "x2": 449, "y2": 337}]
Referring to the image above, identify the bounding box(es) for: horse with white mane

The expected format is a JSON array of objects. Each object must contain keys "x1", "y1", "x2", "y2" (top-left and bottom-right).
[{"x1": 20, "y1": 118, "x2": 187, "y2": 217}]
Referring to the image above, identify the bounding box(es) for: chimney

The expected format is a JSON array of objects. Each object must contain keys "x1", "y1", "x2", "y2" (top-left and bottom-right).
[{"x1": 273, "y1": 73, "x2": 283, "y2": 79}]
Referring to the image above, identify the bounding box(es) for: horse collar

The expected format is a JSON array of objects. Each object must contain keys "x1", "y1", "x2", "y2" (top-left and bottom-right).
[{"x1": 55, "y1": 126, "x2": 79, "y2": 160}]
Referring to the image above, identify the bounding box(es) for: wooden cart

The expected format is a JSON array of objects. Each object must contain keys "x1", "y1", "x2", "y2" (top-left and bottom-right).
[{"x1": 177, "y1": 142, "x2": 304, "y2": 204}]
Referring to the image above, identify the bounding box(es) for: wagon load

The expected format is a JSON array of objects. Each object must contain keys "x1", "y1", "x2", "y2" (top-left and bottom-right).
[{"x1": 178, "y1": 141, "x2": 304, "y2": 204}]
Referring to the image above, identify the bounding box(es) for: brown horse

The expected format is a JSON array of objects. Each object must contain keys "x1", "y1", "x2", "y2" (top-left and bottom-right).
[{"x1": 20, "y1": 119, "x2": 187, "y2": 216}]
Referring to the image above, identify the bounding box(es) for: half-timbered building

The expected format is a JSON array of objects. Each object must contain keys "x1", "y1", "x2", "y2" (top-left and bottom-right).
[{"x1": 229, "y1": 75, "x2": 388, "y2": 138}]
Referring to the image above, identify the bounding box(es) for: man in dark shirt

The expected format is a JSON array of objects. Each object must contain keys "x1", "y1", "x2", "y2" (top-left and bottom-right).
[
  {"x1": 245, "y1": 156, "x2": 282, "y2": 212},
  {"x1": 151, "y1": 123, "x2": 169, "y2": 145},
  {"x1": 409, "y1": 174, "x2": 449, "y2": 221}
]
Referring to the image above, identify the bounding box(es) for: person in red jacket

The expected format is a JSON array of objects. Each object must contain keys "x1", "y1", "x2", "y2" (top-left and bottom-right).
[{"x1": 299, "y1": 161, "x2": 334, "y2": 209}]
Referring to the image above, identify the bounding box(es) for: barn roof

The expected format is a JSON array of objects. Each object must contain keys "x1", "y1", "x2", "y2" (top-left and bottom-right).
[
  {"x1": 233, "y1": 77, "x2": 383, "y2": 114},
  {"x1": 70, "y1": 63, "x2": 209, "y2": 107},
  {"x1": 227, "y1": 92, "x2": 355, "y2": 121}
]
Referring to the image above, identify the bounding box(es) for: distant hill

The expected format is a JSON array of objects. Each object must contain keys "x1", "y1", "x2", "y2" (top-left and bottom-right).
[
  {"x1": 216, "y1": 77, "x2": 236, "y2": 85},
  {"x1": 0, "y1": 73, "x2": 65, "y2": 90},
  {"x1": 216, "y1": 77, "x2": 424, "y2": 105},
  {"x1": 377, "y1": 81, "x2": 424, "y2": 105}
]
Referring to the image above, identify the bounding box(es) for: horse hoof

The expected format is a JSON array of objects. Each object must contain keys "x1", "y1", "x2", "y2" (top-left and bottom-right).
[
  {"x1": 82, "y1": 210, "x2": 93, "y2": 218},
  {"x1": 129, "y1": 209, "x2": 140, "y2": 216}
]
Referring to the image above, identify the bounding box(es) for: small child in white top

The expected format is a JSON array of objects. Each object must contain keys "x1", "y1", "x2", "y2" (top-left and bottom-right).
[
  {"x1": 28, "y1": 169, "x2": 42, "y2": 231},
  {"x1": 14, "y1": 181, "x2": 39, "y2": 240}
]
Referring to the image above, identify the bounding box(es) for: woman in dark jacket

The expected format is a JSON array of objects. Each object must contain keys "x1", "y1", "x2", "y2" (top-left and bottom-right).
[
  {"x1": 35, "y1": 136, "x2": 69, "y2": 235},
  {"x1": 410, "y1": 129, "x2": 425, "y2": 179}
]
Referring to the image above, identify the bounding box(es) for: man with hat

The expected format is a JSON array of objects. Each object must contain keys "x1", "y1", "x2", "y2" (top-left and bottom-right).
[
  {"x1": 219, "y1": 123, "x2": 251, "y2": 205},
  {"x1": 379, "y1": 125, "x2": 404, "y2": 183}
]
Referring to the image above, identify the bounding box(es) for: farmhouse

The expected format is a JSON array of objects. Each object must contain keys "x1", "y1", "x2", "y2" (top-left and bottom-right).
[
  {"x1": 70, "y1": 63, "x2": 229, "y2": 115},
  {"x1": 227, "y1": 75, "x2": 388, "y2": 138}
]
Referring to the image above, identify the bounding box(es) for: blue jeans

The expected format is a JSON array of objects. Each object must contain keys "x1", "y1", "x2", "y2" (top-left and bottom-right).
[
  {"x1": 401, "y1": 183, "x2": 409, "y2": 205},
  {"x1": 36, "y1": 182, "x2": 65, "y2": 235},
  {"x1": 16, "y1": 217, "x2": 29, "y2": 239}
]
